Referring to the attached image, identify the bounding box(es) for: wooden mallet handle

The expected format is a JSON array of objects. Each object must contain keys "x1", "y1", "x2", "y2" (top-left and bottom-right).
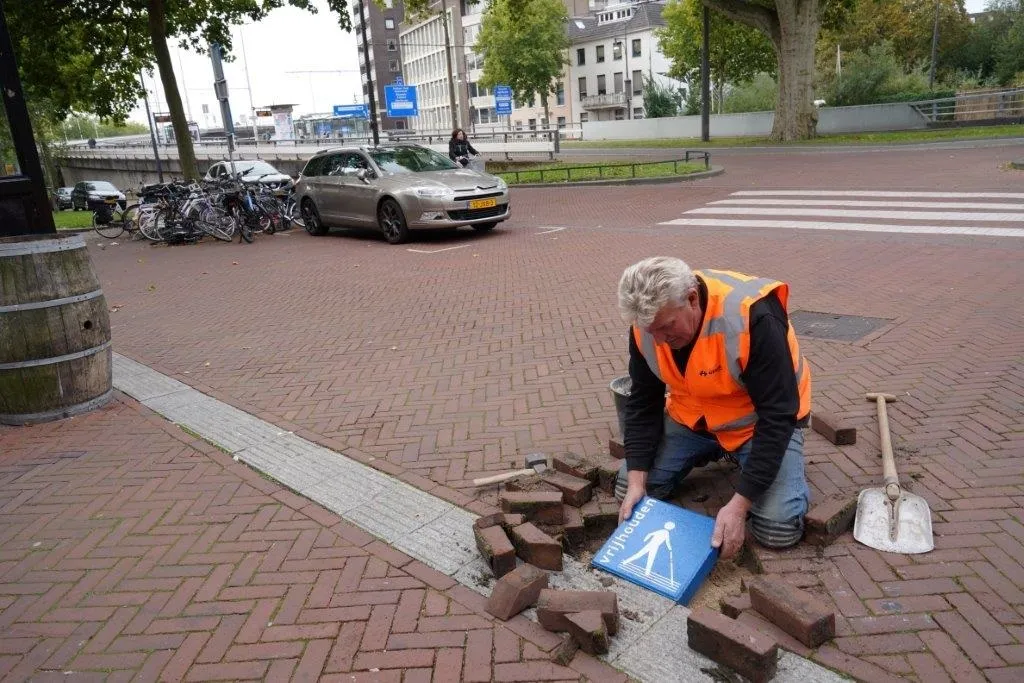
[{"x1": 472, "y1": 468, "x2": 536, "y2": 486}]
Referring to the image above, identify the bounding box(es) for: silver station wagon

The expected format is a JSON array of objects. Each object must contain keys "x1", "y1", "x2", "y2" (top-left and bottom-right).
[{"x1": 293, "y1": 144, "x2": 510, "y2": 244}]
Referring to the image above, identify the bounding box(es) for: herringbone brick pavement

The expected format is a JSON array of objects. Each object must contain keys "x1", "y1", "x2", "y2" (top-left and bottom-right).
[
  {"x1": 10, "y1": 141, "x2": 1024, "y2": 681},
  {"x1": 0, "y1": 397, "x2": 627, "y2": 682}
]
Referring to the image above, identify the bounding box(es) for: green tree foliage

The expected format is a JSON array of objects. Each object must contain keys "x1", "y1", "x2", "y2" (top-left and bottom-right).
[
  {"x1": 8, "y1": 0, "x2": 354, "y2": 181},
  {"x1": 820, "y1": 41, "x2": 946, "y2": 105},
  {"x1": 658, "y1": 0, "x2": 775, "y2": 87},
  {"x1": 723, "y1": 73, "x2": 779, "y2": 112},
  {"x1": 475, "y1": 0, "x2": 570, "y2": 127},
  {"x1": 818, "y1": 0, "x2": 971, "y2": 89},
  {"x1": 642, "y1": 76, "x2": 682, "y2": 118},
  {"x1": 970, "y1": 0, "x2": 1024, "y2": 85}
]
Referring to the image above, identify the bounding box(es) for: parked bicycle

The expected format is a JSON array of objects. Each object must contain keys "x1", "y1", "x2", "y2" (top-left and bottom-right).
[{"x1": 93, "y1": 202, "x2": 141, "y2": 239}]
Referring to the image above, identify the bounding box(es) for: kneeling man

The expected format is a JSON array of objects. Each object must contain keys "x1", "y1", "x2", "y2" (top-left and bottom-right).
[{"x1": 615, "y1": 257, "x2": 812, "y2": 559}]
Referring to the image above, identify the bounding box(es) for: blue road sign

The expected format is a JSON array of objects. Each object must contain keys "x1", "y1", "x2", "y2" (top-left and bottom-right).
[
  {"x1": 333, "y1": 104, "x2": 369, "y2": 118},
  {"x1": 493, "y1": 85, "x2": 512, "y2": 115},
  {"x1": 384, "y1": 83, "x2": 418, "y2": 117},
  {"x1": 592, "y1": 497, "x2": 718, "y2": 605}
]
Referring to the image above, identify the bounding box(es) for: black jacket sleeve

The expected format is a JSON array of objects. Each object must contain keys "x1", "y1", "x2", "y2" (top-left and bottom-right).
[
  {"x1": 467, "y1": 141, "x2": 478, "y2": 155},
  {"x1": 623, "y1": 331, "x2": 667, "y2": 473},
  {"x1": 735, "y1": 293, "x2": 800, "y2": 502},
  {"x1": 448, "y1": 139, "x2": 458, "y2": 160}
]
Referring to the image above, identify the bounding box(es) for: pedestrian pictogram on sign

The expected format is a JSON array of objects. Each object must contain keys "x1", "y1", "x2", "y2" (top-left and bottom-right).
[{"x1": 591, "y1": 497, "x2": 718, "y2": 604}]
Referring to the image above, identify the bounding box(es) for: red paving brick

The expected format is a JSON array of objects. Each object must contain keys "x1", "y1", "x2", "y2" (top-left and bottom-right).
[
  {"x1": 2, "y1": 142, "x2": 1024, "y2": 681},
  {"x1": 0, "y1": 398, "x2": 608, "y2": 681}
]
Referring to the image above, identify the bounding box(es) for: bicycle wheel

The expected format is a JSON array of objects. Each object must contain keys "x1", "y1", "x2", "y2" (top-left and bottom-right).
[
  {"x1": 94, "y1": 210, "x2": 124, "y2": 239},
  {"x1": 140, "y1": 208, "x2": 173, "y2": 242},
  {"x1": 230, "y1": 206, "x2": 254, "y2": 243},
  {"x1": 284, "y1": 197, "x2": 304, "y2": 229},
  {"x1": 197, "y1": 207, "x2": 235, "y2": 242}
]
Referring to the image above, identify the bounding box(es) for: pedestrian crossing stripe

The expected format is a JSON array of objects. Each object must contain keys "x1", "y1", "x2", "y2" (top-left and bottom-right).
[
  {"x1": 660, "y1": 218, "x2": 1024, "y2": 238},
  {"x1": 687, "y1": 207, "x2": 1024, "y2": 222},
  {"x1": 731, "y1": 190, "x2": 1024, "y2": 199},
  {"x1": 658, "y1": 190, "x2": 1024, "y2": 238},
  {"x1": 712, "y1": 199, "x2": 1024, "y2": 211}
]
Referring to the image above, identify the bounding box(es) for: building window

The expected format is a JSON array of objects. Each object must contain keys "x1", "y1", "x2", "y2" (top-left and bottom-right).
[
  {"x1": 614, "y1": 72, "x2": 623, "y2": 93},
  {"x1": 385, "y1": 18, "x2": 395, "y2": 30},
  {"x1": 613, "y1": 42, "x2": 622, "y2": 60},
  {"x1": 615, "y1": 109, "x2": 625, "y2": 120},
  {"x1": 580, "y1": 113, "x2": 588, "y2": 123},
  {"x1": 390, "y1": 60, "x2": 400, "y2": 72},
  {"x1": 597, "y1": 75, "x2": 606, "y2": 95},
  {"x1": 577, "y1": 48, "x2": 585, "y2": 66},
  {"x1": 633, "y1": 107, "x2": 645, "y2": 119},
  {"x1": 596, "y1": 45, "x2": 605, "y2": 63},
  {"x1": 386, "y1": 39, "x2": 397, "y2": 51},
  {"x1": 578, "y1": 76, "x2": 587, "y2": 98},
  {"x1": 632, "y1": 38, "x2": 642, "y2": 57},
  {"x1": 633, "y1": 70, "x2": 643, "y2": 95},
  {"x1": 556, "y1": 82, "x2": 565, "y2": 106},
  {"x1": 528, "y1": 118, "x2": 536, "y2": 130},
  {"x1": 557, "y1": 116, "x2": 566, "y2": 128}
]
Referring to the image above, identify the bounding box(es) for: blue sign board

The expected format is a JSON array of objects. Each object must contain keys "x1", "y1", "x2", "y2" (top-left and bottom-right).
[
  {"x1": 592, "y1": 497, "x2": 718, "y2": 605},
  {"x1": 494, "y1": 85, "x2": 512, "y2": 115},
  {"x1": 384, "y1": 83, "x2": 418, "y2": 117},
  {"x1": 333, "y1": 104, "x2": 369, "y2": 118}
]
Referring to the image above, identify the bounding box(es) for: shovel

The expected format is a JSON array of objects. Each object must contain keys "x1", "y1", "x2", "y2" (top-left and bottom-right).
[{"x1": 853, "y1": 393, "x2": 934, "y2": 554}]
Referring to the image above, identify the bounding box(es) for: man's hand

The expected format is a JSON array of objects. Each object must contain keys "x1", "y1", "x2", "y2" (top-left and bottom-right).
[
  {"x1": 618, "y1": 470, "x2": 648, "y2": 524},
  {"x1": 711, "y1": 494, "x2": 752, "y2": 559}
]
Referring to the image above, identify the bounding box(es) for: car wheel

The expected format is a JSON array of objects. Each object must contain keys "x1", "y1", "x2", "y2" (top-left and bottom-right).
[
  {"x1": 302, "y1": 199, "x2": 328, "y2": 236},
  {"x1": 378, "y1": 198, "x2": 409, "y2": 245},
  {"x1": 472, "y1": 222, "x2": 497, "y2": 233}
]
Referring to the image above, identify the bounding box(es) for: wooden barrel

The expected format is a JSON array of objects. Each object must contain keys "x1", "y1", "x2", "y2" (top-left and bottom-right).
[{"x1": 0, "y1": 234, "x2": 112, "y2": 425}]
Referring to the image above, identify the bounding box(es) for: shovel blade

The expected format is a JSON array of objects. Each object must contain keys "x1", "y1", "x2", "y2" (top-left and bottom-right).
[{"x1": 854, "y1": 488, "x2": 934, "y2": 554}]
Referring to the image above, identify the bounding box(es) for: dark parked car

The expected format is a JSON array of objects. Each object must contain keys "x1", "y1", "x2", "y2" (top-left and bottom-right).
[
  {"x1": 53, "y1": 187, "x2": 73, "y2": 210},
  {"x1": 71, "y1": 181, "x2": 126, "y2": 211}
]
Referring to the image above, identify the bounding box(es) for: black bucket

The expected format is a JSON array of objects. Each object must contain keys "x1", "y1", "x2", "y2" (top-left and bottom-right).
[{"x1": 609, "y1": 375, "x2": 632, "y2": 436}]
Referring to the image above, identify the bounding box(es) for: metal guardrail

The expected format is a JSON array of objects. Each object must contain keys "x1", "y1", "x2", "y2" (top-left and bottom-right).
[
  {"x1": 909, "y1": 87, "x2": 1024, "y2": 124},
  {"x1": 66, "y1": 129, "x2": 568, "y2": 151},
  {"x1": 496, "y1": 152, "x2": 710, "y2": 184}
]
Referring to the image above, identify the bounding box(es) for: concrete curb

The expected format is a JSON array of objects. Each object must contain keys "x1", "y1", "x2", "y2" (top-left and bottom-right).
[
  {"x1": 507, "y1": 166, "x2": 724, "y2": 189},
  {"x1": 111, "y1": 352, "x2": 844, "y2": 683}
]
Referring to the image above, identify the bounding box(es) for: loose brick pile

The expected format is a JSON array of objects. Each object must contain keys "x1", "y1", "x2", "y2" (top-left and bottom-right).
[
  {"x1": 475, "y1": 454, "x2": 623, "y2": 659},
  {"x1": 689, "y1": 574, "x2": 838, "y2": 681}
]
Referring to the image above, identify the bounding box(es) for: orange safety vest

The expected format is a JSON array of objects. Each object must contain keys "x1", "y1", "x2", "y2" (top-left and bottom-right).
[{"x1": 632, "y1": 269, "x2": 811, "y2": 451}]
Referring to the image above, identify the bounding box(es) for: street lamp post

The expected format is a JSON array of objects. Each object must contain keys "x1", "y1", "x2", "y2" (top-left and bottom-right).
[
  {"x1": 440, "y1": 0, "x2": 459, "y2": 131},
  {"x1": 140, "y1": 70, "x2": 165, "y2": 183}
]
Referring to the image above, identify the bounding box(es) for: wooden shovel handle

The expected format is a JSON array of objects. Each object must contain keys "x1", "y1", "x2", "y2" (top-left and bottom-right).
[
  {"x1": 872, "y1": 395, "x2": 902, "y2": 501},
  {"x1": 472, "y1": 468, "x2": 536, "y2": 486}
]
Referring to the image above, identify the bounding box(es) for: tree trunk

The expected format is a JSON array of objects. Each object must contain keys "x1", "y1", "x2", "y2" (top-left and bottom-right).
[
  {"x1": 147, "y1": 0, "x2": 198, "y2": 181},
  {"x1": 770, "y1": 0, "x2": 819, "y2": 141},
  {"x1": 541, "y1": 93, "x2": 550, "y2": 131}
]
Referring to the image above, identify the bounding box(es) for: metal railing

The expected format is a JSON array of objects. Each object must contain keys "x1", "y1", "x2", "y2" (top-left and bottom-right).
[
  {"x1": 496, "y1": 151, "x2": 710, "y2": 184},
  {"x1": 909, "y1": 87, "x2": 1024, "y2": 124}
]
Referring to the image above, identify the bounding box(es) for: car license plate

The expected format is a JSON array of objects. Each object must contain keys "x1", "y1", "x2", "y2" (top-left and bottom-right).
[
  {"x1": 104, "y1": 198, "x2": 118, "y2": 204},
  {"x1": 469, "y1": 198, "x2": 497, "y2": 210}
]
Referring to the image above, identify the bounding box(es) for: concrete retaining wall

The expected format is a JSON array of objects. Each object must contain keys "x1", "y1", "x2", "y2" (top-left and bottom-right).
[{"x1": 582, "y1": 102, "x2": 928, "y2": 140}]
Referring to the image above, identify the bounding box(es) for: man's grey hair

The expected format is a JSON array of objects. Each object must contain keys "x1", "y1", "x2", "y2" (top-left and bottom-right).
[{"x1": 618, "y1": 257, "x2": 698, "y2": 327}]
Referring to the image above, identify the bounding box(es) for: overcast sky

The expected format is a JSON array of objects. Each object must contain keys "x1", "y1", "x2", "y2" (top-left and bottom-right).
[
  {"x1": 131, "y1": 0, "x2": 362, "y2": 126},
  {"x1": 130, "y1": 0, "x2": 991, "y2": 127}
]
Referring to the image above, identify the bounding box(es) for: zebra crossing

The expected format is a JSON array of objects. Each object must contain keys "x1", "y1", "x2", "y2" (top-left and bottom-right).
[{"x1": 659, "y1": 190, "x2": 1024, "y2": 238}]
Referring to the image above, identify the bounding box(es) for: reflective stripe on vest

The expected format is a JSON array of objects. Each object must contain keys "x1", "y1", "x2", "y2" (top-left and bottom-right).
[{"x1": 634, "y1": 270, "x2": 809, "y2": 446}]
